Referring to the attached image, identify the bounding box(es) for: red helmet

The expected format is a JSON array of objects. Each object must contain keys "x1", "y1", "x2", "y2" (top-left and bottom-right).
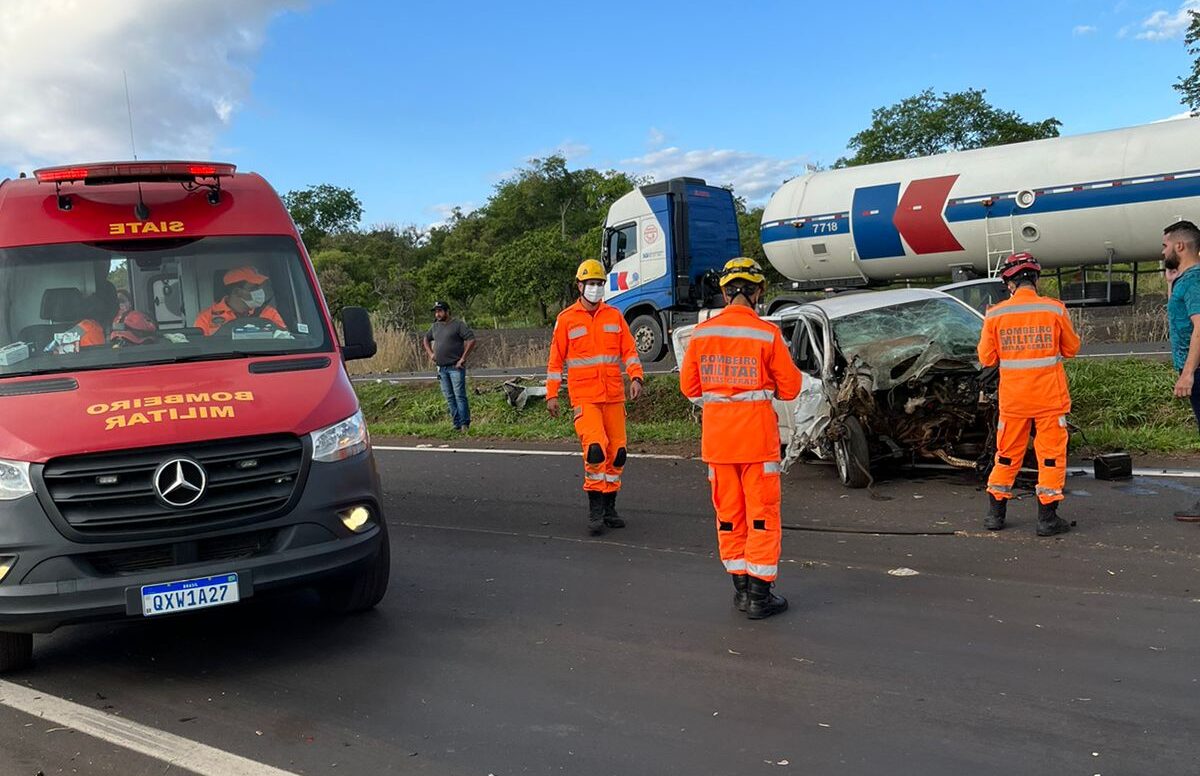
[
  {"x1": 110, "y1": 310, "x2": 158, "y2": 344},
  {"x1": 999, "y1": 252, "x2": 1042, "y2": 281}
]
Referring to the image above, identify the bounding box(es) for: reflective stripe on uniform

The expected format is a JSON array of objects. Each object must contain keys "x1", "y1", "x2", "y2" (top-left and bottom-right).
[
  {"x1": 723, "y1": 558, "x2": 747, "y2": 572},
  {"x1": 546, "y1": 371, "x2": 562, "y2": 381},
  {"x1": 986, "y1": 303, "x2": 1065, "y2": 319},
  {"x1": 1058, "y1": 415, "x2": 1067, "y2": 427},
  {"x1": 701, "y1": 389, "x2": 774, "y2": 403},
  {"x1": 1036, "y1": 486, "x2": 1063, "y2": 497},
  {"x1": 692, "y1": 325, "x2": 775, "y2": 343},
  {"x1": 1000, "y1": 355, "x2": 1062, "y2": 370},
  {"x1": 604, "y1": 474, "x2": 621, "y2": 483},
  {"x1": 584, "y1": 472, "x2": 606, "y2": 481},
  {"x1": 763, "y1": 461, "x2": 781, "y2": 474},
  {"x1": 625, "y1": 356, "x2": 640, "y2": 367},
  {"x1": 566, "y1": 355, "x2": 621, "y2": 367},
  {"x1": 747, "y1": 562, "x2": 777, "y2": 578},
  {"x1": 569, "y1": 326, "x2": 588, "y2": 339},
  {"x1": 603, "y1": 324, "x2": 620, "y2": 333},
  {"x1": 989, "y1": 483, "x2": 1013, "y2": 493},
  {"x1": 707, "y1": 466, "x2": 716, "y2": 480}
]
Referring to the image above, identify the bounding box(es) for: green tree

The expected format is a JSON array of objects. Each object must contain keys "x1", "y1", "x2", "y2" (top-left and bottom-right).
[
  {"x1": 489, "y1": 227, "x2": 577, "y2": 323},
  {"x1": 835, "y1": 88, "x2": 1061, "y2": 167},
  {"x1": 283, "y1": 184, "x2": 364, "y2": 249},
  {"x1": 1176, "y1": 10, "x2": 1200, "y2": 115},
  {"x1": 416, "y1": 250, "x2": 489, "y2": 314}
]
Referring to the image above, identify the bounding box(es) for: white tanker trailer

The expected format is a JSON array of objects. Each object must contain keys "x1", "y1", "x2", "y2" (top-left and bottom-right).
[
  {"x1": 761, "y1": 117, "x2": 1200, "y2": 288},
  {"x1": 602, "y1": 118, "x2": 1200, "y2": 360}
]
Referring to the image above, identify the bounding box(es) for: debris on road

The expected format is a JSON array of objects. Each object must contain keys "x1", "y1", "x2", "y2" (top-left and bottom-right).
[{"x1": 888, "y1": 567, "x2": 920, "y2": 577}]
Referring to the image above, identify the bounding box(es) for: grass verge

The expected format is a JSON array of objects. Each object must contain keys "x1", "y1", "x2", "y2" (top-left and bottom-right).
[{"x1": 356, "y1": 359, "x2": 1200, "y2": 455}]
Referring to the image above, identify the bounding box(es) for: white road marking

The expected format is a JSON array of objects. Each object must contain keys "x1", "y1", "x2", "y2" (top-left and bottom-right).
[
  {"x1": 373, "y1": 445, "x2": 688, "y2": 460},
  {"x1": 0, "y1": 680, "x2": 297, "y2": 776}
]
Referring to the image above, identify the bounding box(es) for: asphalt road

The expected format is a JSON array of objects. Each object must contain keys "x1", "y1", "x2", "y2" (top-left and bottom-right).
[{"x1": 3, "y1": 447, "x2": 1199, "y2": 775}]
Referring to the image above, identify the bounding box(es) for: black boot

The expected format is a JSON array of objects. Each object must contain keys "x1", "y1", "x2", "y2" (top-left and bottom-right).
[
  {"x1": 587, "y1": 491, "x2": 605, "y2": 536},
  {"x1": 602, "y1": 492, "x2": 625, "y2": 528},
  {"x1": 1036, "y1": 500, "x2": 1070, "y2": 537},
  {"x1": 731, "y1": 574, "x2": 749, "y2": 612},
  {"x1": 746, "y1": 576, "x2": 788, "y2": 620},
  {"x1": 984, "y1": 493, "x2": 1007, "y2": 531}
]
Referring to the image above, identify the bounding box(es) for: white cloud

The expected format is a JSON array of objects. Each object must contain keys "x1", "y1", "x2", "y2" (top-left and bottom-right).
[
  {"x1": 1073, "y1": 24, "x2": 1099, "y2": 35},
  {"x1": 647, "y1": 127, "x2": 666, "y2": 148},
  {"x1": 1154, "y1": 110, "x2": 1197, "y2": 121},
  {"x1": 1133, "y1": 0, "x2": 1200, "y2": 40},
  {"x1": 620, "y1": 146, "x2": 807, "y2": 202},
  {"x1": 0, "y1": 0, "x2": 304, "y2": 169},
  {"x1": 425, "y1": 202, "x2": 477, "y2": 230}
]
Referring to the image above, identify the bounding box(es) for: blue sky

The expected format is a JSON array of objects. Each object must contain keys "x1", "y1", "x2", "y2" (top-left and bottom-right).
[{"x1": 1, "y1": 0, "x2": 1196, "y2": 228}]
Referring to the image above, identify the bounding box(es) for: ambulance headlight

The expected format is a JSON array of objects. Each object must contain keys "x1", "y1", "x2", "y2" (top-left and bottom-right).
[
  {"x1": 0, "y1": 459, "x2": 33, "y2": 501},
  {"x1": 310, "y1": 411, "x2": 370, "y2": 463}
]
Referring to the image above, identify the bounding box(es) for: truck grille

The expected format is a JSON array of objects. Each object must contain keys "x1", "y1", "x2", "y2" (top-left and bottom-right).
[{"x1": 40, "y1": 435, "x2": 305, "y2": 538}]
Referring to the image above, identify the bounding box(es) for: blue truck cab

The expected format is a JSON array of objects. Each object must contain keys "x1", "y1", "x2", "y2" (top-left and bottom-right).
[{"x1": 601, "y1": 178, "x2": 741, "y2": 361}]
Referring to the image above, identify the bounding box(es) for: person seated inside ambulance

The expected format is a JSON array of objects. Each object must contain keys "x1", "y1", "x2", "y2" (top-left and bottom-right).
[
  {"x1": 49, "y1": 283, "x2": 118, "y2": 355},
  {"x1": 194, "y1": 265, "x2": 287, "y2": 336},
  {"x1": 109, "y1": 309, "x2": 158, "y2": 348}
]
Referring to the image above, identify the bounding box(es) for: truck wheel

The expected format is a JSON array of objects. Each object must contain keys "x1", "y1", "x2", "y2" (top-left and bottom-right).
[
  {"x1": 321, "y1": 520, "x2": 391, "y2": 614},
  {"x1": 629, "y1": 314, "x2": 667, "y2": 362},
  {"x1": 834, "y1": 416, "x2": 871, "y2": 489},
  {"x1": 0, "y1": 632, "x2": 33, "y2": 673}
]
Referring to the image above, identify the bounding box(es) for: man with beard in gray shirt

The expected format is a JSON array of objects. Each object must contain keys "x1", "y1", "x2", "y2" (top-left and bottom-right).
[{"x1": 423, "y1": 301, "x2": 477, "y2": 431}]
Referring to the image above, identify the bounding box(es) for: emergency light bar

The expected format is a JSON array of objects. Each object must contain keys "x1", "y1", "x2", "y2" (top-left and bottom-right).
[{"x1": 32, "y1": 162, "x2": 236, "y2": 185}]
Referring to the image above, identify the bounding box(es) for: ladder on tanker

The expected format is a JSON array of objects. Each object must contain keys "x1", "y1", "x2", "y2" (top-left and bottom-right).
[{"x1": 983, "y1": 213, "x2": 1015, "y2": 277}]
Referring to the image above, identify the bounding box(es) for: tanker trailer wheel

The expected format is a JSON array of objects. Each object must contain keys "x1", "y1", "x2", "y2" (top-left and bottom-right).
[
  {"x1": 629, "y1": 314, "x2": 667, "y2": 362},
  {"x1": 0, "y1": 631, "x2": 33, "y2": 673},
  {"x1": 834, "y1": 416, "x2": 871, "y2": 489}
]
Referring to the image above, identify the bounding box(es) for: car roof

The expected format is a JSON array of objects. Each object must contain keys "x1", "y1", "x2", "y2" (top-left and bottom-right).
[
  {"x1": 788, "y1": 287, "x2": 962, "y2": 320},
  {"x1": 936, "y1": 277, "x2": 1005, "y2": 291}
]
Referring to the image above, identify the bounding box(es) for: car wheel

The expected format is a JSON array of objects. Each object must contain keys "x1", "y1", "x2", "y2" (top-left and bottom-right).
[
  {"x1": 834, "y1": 416, "x2": 871, "y2": 489},
  {"x1": 629, "y1": 314, "x2": 667, "y2": 362},
  {"x1": 320, "y1": 520, "x2": 391, "y2": 614},
  {"x1": 0, "y1": 631, "x2": 33, "y2": 674}
]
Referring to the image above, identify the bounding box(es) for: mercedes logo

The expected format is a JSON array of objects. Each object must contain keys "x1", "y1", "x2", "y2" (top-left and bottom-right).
[{"x1": 153, "y1": 458, "x2": 207, "y2": 508}]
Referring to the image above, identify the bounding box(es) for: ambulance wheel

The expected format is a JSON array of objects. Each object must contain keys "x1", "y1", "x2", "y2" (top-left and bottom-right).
[
  {"x1": 629, "y1": 314, "x2": 667, "y2": 362},
  {"x1": 321, "y1": 520, "x2": 391, "y2": 614},
  {"x1": 834, "y1": 416, "x2": 871, "y2": 489},
  {"x1": 0, "y1": 631, "x2": 33, "y2": 674}
]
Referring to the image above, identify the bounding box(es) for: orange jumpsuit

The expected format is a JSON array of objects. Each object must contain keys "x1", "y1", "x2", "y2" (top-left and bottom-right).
[
  {"x1": 977, "y1": 286, "x2": 1081, "y2": 505},
  {"x1": 194, "y1": 299, "x2": 286, "y2": 336},
  {"x1": 546, "y1": 301, "x2": 644, "y2": 494},
  {"x1": 679, "y1": 305, "x2": 803, "y2": 582}
]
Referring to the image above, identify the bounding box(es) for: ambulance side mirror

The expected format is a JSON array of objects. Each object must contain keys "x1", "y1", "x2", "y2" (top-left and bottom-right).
[{"x1": 341, "y1": 306, "x2": 377, "y2": 361}]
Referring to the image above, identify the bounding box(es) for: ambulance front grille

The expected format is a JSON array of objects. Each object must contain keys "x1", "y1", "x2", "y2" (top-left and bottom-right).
[{"x1": 40, "y1": 435, "x2": 305, "y2": 538}]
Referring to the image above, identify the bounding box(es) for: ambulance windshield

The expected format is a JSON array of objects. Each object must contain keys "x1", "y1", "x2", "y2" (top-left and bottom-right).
[{"x1": 0, "y1": 236, "x2": 332, "y2": 378}]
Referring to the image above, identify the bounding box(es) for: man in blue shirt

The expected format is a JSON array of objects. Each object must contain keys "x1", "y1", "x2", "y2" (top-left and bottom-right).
[{"x1": 1163, "y1": 220, "x2": 1200, "y2": 521}]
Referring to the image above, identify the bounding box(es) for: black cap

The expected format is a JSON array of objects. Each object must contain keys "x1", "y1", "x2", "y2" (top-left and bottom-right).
[{"x1": 432, "y1": 301, "x2": 450, "y2": 312}]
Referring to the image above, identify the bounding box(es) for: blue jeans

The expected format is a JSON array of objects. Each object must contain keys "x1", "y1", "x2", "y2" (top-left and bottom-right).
[
  {"x1": 1190, "y1": 368, "x2": 1200, "y2": 435},
  {"x1": 438, "y1": 366, "x2": 470, "y2": 428}
]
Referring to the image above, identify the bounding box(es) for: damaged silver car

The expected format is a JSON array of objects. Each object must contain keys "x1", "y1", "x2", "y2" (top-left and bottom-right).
[{"x1": 675, "y1": 288, "x2": 998, "y2": 488}]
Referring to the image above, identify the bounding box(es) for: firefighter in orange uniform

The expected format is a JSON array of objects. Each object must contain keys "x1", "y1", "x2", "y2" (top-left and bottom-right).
[
  {"x1": 680, "y1": 258, "x2": 802, "y2": 620},
  {"x1": 195, "y1": 266, "x2": 286, "y2": 336},
  {"x1": 978, "y1": 252, "x2": 1081, "y2": 536},
  {"x1": 546, "y1": 260, "x2": 645, "y2": 535}
]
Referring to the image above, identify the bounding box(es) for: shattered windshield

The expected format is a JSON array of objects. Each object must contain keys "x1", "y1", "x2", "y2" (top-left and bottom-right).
[
  {"x1": 0, "y1": 236, "x2": 332, "y2": 379},
  {"x1": 832, "y1": 298, "x2": 981, "y2": 363}
]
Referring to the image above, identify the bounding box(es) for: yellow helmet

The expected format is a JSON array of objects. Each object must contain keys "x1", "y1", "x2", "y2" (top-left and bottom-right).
[
  {"x1": 576, "y1": 259, "x2": 606, "y2": 282},
  {"x1": 719, "y1": 257, "x2": 766, "y2": 287}
]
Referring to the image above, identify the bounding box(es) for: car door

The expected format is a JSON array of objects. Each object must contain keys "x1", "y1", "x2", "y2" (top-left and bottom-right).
[{"x1": 784, "y1": 311, "x2": 833, "y2": 465}]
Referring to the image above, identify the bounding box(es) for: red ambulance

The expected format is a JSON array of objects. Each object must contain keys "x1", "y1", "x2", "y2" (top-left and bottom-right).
[{"x1": 0, "y1": 162, "x2": 389, "y2": 671}]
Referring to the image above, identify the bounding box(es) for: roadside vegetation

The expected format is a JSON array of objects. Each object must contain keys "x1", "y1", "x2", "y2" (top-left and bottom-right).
[{"x1": 358, "y1": 359, "x2": 1200, "y2": 455}]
